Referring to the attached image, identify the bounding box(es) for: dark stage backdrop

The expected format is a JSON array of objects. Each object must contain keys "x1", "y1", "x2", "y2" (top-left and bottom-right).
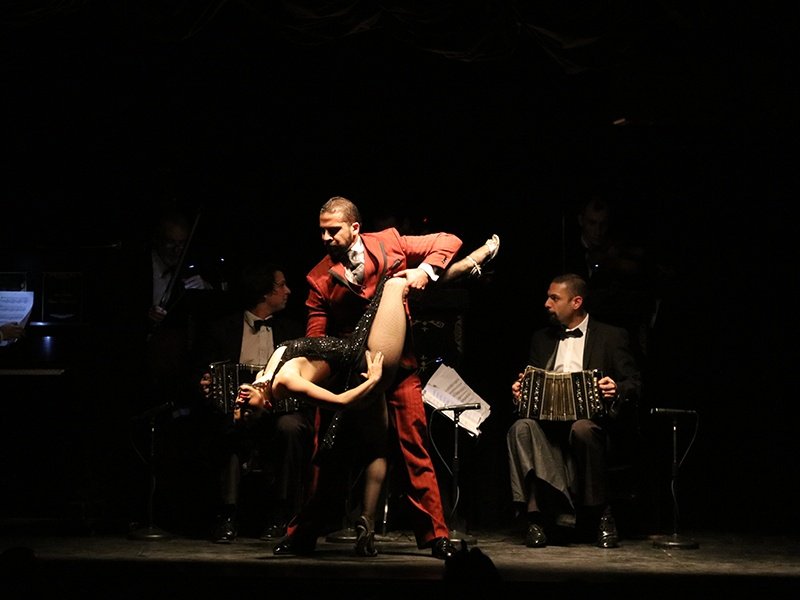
[{"x1": 1, "y1": 4, "x2": 797, "y2": 536}]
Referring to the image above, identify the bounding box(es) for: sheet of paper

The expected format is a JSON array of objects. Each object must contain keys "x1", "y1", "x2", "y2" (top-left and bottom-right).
[
  {"x1": 422, "y1": 363, "x2": 491, "y2": 436},
  {"x1": 0, "y1": 291, "x2": 34, "y2": 347}
]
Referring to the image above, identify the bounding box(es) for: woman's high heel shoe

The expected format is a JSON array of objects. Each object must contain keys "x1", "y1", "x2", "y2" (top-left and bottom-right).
[
  {"x1": 354, "y1": 515, "x2": 378, "y2": 557},
  {"x1": 485, "y1": 234, "x2": 500, "y2": 262},
  {"x1": 468, "y1": 234, "x2": 500, "y2": 278}
]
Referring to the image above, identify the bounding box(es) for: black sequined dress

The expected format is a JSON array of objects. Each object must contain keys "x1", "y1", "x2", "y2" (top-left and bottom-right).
[
  {"x1": 268, "y1": 274, "x2": 390, "y2": 450},
  {"x1": 274, "y1": 272, "x2": 387, "y2": 381}
]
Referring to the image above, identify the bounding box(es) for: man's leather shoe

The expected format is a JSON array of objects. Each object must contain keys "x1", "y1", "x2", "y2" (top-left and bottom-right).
[
  {"x1": 596, "y1": 510, "x2": 619, "y2": 549},
  {"x1": 525, "y1": 523, "x2": 547, "y2": 548},
  {"x1": 430, "y1": 537, "x2": 458, "y2": 560},
  {"x1": 212, "y1": 516, "x2": 237, "y2": 544},
  {"x1": 260, "y1": 523, "x2": 287, "y2": 540},
  {"x1": 272, "y1": 536, "x2": 316, "y2": 556}
]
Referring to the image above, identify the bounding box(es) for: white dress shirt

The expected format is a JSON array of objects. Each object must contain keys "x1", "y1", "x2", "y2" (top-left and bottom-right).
[
  {"x1": 240, "y1": 311, "x2": 274, "y2": 367},
  {"x1": 553, "y1": 315, "x2": 589, "y2": 373},
  {"x1": 346, "y1": 239, "x2": 365, "y2": 284}
]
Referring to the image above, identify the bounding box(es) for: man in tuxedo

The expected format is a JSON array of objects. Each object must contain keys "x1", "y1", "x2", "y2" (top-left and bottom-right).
[
  {"x1": 119, "y1": 206, "x2": 222, "y2": 416},
  {"x1": 506, "y1": 273, "x2": 642, "y2": 549},
  {"x1": 193, "y1": 260, "x2": 313, "y2": 543},
  {"x1": 560, "y1": 196, "x2": 660, "y2": 361},
  {"x1": 272, "y1": 196, "x2": 461, "y2": 560}
]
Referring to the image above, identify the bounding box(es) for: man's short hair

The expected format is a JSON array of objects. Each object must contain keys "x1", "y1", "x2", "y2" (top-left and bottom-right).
[{"x1": 320, "y1": 196, "x2": 361, "y2": 224}]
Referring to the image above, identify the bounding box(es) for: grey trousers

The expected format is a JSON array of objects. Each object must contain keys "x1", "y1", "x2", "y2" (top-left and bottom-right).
[{"x1": 506, "y1": 418, "x2": 607, "y2": 515}]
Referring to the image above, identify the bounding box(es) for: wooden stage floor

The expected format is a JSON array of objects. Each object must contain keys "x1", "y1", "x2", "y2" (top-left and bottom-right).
[{"x1": 2, "y1": 519, "x2": 798, "y2": 598}]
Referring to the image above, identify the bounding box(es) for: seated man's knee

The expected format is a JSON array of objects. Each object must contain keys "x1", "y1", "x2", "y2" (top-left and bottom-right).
[{"x1": 570, "y1": 419, "x2": 596, "y2": 441}]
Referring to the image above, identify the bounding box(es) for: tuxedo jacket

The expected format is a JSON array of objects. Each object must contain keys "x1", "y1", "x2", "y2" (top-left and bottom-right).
[
  {"x1": 526, "y1": 316, "x2": 642, "y2": 409},
  {"x1": 193, "y1": 311, "x2": 305, "y2": 377},
  {"x1": 305, "y1": 228, "x2": 462, "y2": 368}
]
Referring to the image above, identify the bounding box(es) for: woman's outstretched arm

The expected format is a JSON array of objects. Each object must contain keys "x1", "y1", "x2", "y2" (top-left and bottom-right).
[{"x1": 238, "y1": 350, "x2": 385, "y2": 412}]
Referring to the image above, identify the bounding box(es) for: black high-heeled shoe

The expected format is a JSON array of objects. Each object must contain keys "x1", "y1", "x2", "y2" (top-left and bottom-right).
[{"x1": 354, "y1": 515, "x2": 378, "y2": 557}]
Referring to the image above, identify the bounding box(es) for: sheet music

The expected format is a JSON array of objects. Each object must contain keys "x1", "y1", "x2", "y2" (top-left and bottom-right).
[
  {"x1": 422, "y1": 363, "x2": 491, "y2": 437},
  {"x1": 0, "y1": 291, "x2": 34, "y2": 347}
]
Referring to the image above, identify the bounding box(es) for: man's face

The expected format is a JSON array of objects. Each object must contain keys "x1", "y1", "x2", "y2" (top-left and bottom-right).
[
  {"x1": 265, "y1": 271, "x2": 291, "y2": 312},
  {"x1": 544, "y1": 282, "x2": 576, "y2": 327},
  {"x1": 319, "y1": 210, "x2": 359, "y2": 263},
  {"x1": 156, "y1": 223, "x2": 188, "y2": 268},
  {"x1": 578, "y1": 206, "x2": 610, "y2": 249}
]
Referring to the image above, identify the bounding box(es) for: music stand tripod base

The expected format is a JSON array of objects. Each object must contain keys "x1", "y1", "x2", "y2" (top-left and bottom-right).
[
  {"x1": 449, "y1": 529, "x2": 477, "y2": 546},
  {"x1": 128, "y1": 524, "x2": 172, "y2": 541},
  {"x1": 326, "y1": 527, "x2": 357, "y2": 543},
  {"x1": 651, "y1": 408, "x2": 700, "y2": 550},
  {"x1": 652, "y1": 533, "x2": 698, "y2": 549}
]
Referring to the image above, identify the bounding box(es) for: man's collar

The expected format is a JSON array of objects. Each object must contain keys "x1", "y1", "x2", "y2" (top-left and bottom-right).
[
  {"x1": 350, "y1": 236, "x2": 365, "y2": 254},
  {"x1": 245, "y1": 310, "x2": 273, "y2": 327}
]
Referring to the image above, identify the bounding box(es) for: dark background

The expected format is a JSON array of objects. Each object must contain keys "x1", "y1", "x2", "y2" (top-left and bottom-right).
[{"x1": 1, "y1": 3, "x2": 797, "y2": 536}]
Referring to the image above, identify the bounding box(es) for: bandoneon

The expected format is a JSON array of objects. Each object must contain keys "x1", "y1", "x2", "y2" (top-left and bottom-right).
[
  {"x1": 209, "y1": 361, "x2": 303, "y2": 416},
  {"x1": 516, "y1": 366, "x2": 605, "y2": 421}
]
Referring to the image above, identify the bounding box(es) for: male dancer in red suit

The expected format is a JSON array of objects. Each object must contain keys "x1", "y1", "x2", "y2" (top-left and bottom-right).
[{"x1": 273, "y1": 196, "x2": 462, "y2": 559}]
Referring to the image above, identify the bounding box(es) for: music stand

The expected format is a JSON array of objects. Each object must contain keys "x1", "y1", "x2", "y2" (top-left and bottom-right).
[
  {"x1": 650, "y1": 408, "x2": 699, "y2": 549},
  {"x1": 128, "y1": 404, "x2": 172, "y2": 541},
  {"x1": 435, "y1": 405, "x2": 479, "y2": 546}
]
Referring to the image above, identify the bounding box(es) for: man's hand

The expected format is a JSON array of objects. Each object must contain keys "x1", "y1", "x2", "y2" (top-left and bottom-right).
[
  {"x1": 148, "y1": 305, "x2": 168, "y2": 323},
  {"x1": 598, "y1": 376, "x2": 617, "y2": 399},
  {"x1": 394, "y1": 268, "x2": 429, "y2": 290},
  {"x1": 182, "y1": 274, "x2": 212, "y2": 290},
  {"x1": 199, "y1": 372, "x2": 212, "y2": 398},
  {"x1": 510, "y1": 372, "x2": 524, "y2": 404},
  {"x1": 0, "y1": 323, "x2": 25, "y2": 343}
]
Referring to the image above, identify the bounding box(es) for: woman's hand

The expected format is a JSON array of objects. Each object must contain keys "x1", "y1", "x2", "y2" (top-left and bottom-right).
[
  {"x1": 344, "y1": 350, "x2": 385, "y2": 410},
  {"x1": 237, "y1": 382, "x2": 272, "y2": 411},
  {"x1": 362, "y1": 350, "x2": 384, "y2": 385}
]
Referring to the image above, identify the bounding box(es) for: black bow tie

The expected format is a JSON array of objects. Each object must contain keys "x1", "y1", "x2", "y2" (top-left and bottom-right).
[
  {"x1": 559, "y1": 328, "x2": 583, "y2": 340},
  {"x1": 253, "y1": 319, "x2": 273, "y2": 330}
]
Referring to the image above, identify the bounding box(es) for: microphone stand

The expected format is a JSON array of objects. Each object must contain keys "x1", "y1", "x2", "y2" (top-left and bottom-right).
[
  {"x1": 651, "y1": 410, "x2": 698, "y2": 549},
  {"x1": 436, "y1": 405, "x2": 479, "y2": 546},
  {"x1": 129, "y1": 406, "x2": 172, "y2": 540}
]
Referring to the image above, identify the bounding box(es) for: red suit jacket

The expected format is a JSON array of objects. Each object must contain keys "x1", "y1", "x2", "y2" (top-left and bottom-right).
[{"x1": 306, "y1": 229, "x2": 462, "y2": 337}]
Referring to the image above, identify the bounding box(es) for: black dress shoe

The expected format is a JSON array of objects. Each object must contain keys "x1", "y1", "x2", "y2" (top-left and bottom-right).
[
  {"x1": 272, "y1": 536, "x2": 316, "y2": 556},
  {"x1": 260, "y1": 523, "x2": 287, "y2": 540},
  {"x1": 431, "y1": 537, "x2": 458, "y2": 560},
  {"x1": 212, "y1": 516, "x2": 237, "y2": 544},
  {"x1": 596, "y1": 510, "x2": 619, "y2": 549},
  {"x1": 525, "y1": 523, "x2": 547, "y2": 548}
]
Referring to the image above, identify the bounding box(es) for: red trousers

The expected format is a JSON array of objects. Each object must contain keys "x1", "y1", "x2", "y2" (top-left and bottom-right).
[{"x1": 287, "y1": 370, "x2": 449, "y2": 548}]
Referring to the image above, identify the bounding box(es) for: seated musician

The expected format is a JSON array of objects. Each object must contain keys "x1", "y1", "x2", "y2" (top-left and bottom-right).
[
  {"x1": 506, "y1": 273, "x2": 642, "y2": 549},
  {"x1": 194, "y1": 260, "x2": 313, "y2": 544}
]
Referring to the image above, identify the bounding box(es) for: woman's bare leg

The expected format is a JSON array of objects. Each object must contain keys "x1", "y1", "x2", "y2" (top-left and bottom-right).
[
  {"x1": 366, "y1": 277, "x2": 408, "y2": 385},
  {"x1": 353, "y1": 277, "x2": 406, "y2": 556}
]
